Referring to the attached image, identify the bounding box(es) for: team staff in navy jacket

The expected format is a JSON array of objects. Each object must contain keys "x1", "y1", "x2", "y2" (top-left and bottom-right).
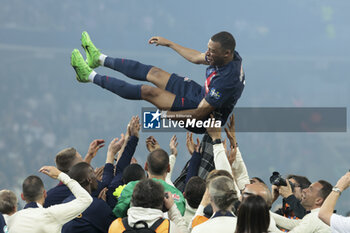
[{"x1": 62, "y1": 161, "x2": 121, "y2": 233}]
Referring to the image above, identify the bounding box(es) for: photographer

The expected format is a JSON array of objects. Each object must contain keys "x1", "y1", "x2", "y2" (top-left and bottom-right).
[{"x1": 271, "y1": 173, "x2": 311, "y2": 219}]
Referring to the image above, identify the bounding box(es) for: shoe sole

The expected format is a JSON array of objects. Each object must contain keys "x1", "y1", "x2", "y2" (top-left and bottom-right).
[
  {"x1": 81, "y1": 32, "x2": 99, "y2": 69},
  {"x1": 71, "y1": 49, "x2": 89, "y2": 83}
]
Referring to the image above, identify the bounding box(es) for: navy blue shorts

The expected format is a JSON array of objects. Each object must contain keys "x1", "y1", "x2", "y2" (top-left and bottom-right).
[{"x1": 165, "y1": 73, "x2": 204, "y2": 111}]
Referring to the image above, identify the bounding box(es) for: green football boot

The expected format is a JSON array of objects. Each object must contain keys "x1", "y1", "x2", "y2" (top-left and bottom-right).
[
  {"x1": 71, "y1": 49, "x2": 92, "y2": 83},
  {"x1": 81, "y1": 31, "x2": 101, "y2": 69}
]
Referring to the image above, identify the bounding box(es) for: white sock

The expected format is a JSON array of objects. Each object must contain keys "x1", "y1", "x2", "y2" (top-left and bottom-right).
[
  {"x1": 99, "y1": 54, "x2": 107, "y2": 66},
  {"x1": 88, "y1": 70, "x2": 97, "y2": 82}
]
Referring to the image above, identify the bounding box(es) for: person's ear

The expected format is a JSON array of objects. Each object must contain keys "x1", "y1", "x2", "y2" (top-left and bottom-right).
[
  {"x1": 315, "y1": 197, "x2": 323, "y2": 206},
  {"x1": 87, "y1": 177, "x2": 92, "y2": 184},
  {"x1": 21, "y1": 193, "x2": 25, "y2": 201},
  {"x1": 144, "y1": 162, "x2": 148, "y2": 171},
  {"x1": 167, "y1": 164, "x2": 170, "y2": 173},
  {"x1": 43, "y1": 190, "x2": 47, "y2": 199}
]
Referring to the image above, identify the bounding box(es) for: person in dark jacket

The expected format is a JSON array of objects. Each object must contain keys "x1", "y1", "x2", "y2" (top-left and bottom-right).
[
  {"x1": 62, "y1": 162, "x2": 116, "y2": 233},
  {"x1": 272, "y1": 174, "x2": 311, "y2": 219}
]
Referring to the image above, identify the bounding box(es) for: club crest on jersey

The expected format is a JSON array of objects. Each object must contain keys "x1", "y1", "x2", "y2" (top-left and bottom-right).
[
  {"x1": 209, "y1": 88, "x2": 221, "y2": 100},
  {"x1": 206, "y1": 68, "x2": 216, "y2": 76}
]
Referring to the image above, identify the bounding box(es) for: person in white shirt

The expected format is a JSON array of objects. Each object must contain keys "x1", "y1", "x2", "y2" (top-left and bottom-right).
[
  {"x1": 271, "y1": 180, "x2": 333, "y2": 233},
  {"x1": 319, "y1": 171, "x2": 350, "y2": 233},
  {"x1": 206, "y1": 113, "x2": 250, "y2": 196},
  {"x1": 7, "y1": 166, "x2": 92, "y2": 233}
]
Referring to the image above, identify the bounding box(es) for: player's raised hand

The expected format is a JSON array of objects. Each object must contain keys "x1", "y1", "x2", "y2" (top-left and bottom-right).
[
  {"x1": 169, "y1": 135, "x2": 178, "y2": 157},
  {"x1": 148, "y1": 36, "x2": 171, "y2": 47},
  {"x1": 146, "y1": 136, "x2": 160, "y2": 152},
  {"x1": 108, "y1": 134, "x2": 125, "y2": 157},
  {"x1": 224, "y1": 114, "x2": 237, "y2": 147},
  {"x1": 227, "y1": 145, "x2": 237, "y2": 167},
  {"x1": 85, "y1": 139, "x2": 105, "y2": 162},
  {"x1": 39, "y1": 166, "x2": 61, "y2": 179},
  {"x1": 129, "y1": 116, "x2": 141, "y2": 138},
  {"x1": 207, "y1": 114, "x2": 222, "y2": 140},
  {"x1": 186, "y1": 132, "x2": 195, "y2": 155}
]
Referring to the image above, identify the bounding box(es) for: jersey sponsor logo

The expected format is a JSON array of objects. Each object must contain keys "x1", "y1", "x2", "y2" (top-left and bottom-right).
[
  {"x1": 171, "y1": 193, "x2": 180, "y2": 202},
  {"x1": 209, "y1": 88, "x2": 221, "y2": 100}
]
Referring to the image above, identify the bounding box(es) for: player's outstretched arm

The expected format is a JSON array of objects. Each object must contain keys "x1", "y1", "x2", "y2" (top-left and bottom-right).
[
  {"x1": 149, "y1": 36, "x2": 207, "y2": 65},
  {"x1": 164, "y1": 98, "x2": 215, "y2": 121}
]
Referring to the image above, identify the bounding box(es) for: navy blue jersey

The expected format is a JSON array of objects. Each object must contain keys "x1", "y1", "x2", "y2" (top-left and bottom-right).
[
  {"x1": 203, "y1": 51, "x2": 245, "y2": 125},
  {"x1": 62, "y1": 195, "x2": 115, "y2": 233}
]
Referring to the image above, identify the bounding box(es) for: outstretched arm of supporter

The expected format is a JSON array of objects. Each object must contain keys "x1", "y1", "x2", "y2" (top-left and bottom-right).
[
  {"x1": 225, "y1": 114, "x2": 250, "y2": 191},
  {"x1": 231, "y1": 147, "x2": 250, "y2": 191},
  {"x1": 84, "y1": 139, "x2": 105, "y2": 164},
  {"x1": 107, "y1": 118, "x2": 139, "y2": 208},
  {"x1": 39, "y1": 166, "x2": 92, "y2": 225},
  {"x1": 185, "y1": 137, "x2": 201, "y2": 184},
  {"x1": 166, "y1": 135, "x2": 178, "y2": 185},
  {"x1": 164, "y1": 98, "x2": 215, "y2": 121},
  {"x1": 93, "y1": 135, "x2": 125, "y2": 194},
  {"x1": 149, "y1": 36, "x2": 207, "y2": 65},
  {"x1": 271, "y1": 212, "x2": 301, "y2": 231},
  {"x1": 272, "y1": 210, "x2": 322, "y2": 233},
  {"x1": 115, "y1": 116, "x2": 140, "y2": 173},
  {"x1": 207, "y1": 122, "x2": 232, "y2": 174},
  {"x1": 115, "y1": 119, "x2": 133, "y2": 164},
  {"x1": 319, "y1": 172, "x2": 350, "y2": 225}
]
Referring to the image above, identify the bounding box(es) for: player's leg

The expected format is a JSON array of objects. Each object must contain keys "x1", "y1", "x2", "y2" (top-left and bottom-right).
[
  {"x1": 72, "y1": 49, "x2": 175, "y2": 109},
  {"x1": 103, "y1": 58, "x2": 171, "y2": 89},
  {"x1": 141, "y1": 85, "x2": 175, "y2": 110},
  {"x1": 81, "y1": 31, "x2": 171, "y2": 89}
]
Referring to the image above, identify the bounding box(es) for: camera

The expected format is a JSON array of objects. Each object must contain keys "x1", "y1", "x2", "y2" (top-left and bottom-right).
[{"x1": 269, "y1": 171, "x2": 295, "y2": 191}]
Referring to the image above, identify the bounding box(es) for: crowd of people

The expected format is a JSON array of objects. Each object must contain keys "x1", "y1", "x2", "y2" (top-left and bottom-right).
[{"x1": 1, "y1": 114, "x2": 349, "y2": 233}]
